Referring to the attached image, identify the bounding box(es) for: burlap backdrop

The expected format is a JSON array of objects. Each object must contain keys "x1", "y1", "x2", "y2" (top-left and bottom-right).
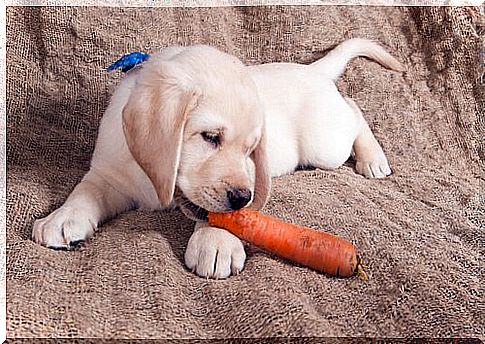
[{"x1": 6, "y1": 5, "x2": 483, "y2": 339}]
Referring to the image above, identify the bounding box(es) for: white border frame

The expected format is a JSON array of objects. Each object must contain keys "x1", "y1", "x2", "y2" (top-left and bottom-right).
[
  {"x1": 1, "y1": 1, "x2": 482, "y2": 343},
  {"x1": 4, "y1": 0, "x2": 485, "y2": 6},
  {"x1": 1, "y1": 2, "x2": 6, "y2": 343}
]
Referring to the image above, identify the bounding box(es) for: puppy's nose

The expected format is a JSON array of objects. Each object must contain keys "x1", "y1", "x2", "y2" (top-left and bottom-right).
[{"x1": 227, "y1": 187, "x2": 252, "y2": 210}]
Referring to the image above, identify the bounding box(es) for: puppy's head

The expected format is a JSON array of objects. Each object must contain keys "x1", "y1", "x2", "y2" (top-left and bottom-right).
[{"x1": 122, "y1": 45, "x2": 271, "y2": 220}]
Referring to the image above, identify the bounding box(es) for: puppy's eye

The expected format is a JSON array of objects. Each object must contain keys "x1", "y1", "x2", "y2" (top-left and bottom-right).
[{"x1": 201, "y1": 131, "x2": 221, "y2": 147}]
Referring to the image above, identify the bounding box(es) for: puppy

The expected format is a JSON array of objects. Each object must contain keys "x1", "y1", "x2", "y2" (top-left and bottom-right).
[{"x1": 33, "y1": 39, "x2": 404, "y2": 279}]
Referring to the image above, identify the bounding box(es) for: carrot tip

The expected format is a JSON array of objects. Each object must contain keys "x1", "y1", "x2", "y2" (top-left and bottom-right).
[{"x1": 356, "y1": 257, "x2": 369, "y2": 282}]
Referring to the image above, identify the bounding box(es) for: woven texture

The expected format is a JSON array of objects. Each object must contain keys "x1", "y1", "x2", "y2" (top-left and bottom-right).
[{"x1": 6, "y1": 6, "x2": 483, "y2": 339}]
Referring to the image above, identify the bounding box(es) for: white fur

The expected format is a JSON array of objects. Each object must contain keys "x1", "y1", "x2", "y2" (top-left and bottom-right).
[{"x1": 33, "y1": 39, "x2": 404, "y2": 278}]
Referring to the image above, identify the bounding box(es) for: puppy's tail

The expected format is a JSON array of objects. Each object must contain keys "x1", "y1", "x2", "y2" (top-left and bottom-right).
[{"x1": 311, "y1": 38, "x2": 405, "y2": 81}]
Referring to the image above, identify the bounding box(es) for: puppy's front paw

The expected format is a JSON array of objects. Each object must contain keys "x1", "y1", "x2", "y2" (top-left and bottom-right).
[
  {"x1": 185, "y1": 226, "x2": 246, "y2": 279},
  {"x1": 32, "y1": 206, "x2": 96, "y2": 249}
]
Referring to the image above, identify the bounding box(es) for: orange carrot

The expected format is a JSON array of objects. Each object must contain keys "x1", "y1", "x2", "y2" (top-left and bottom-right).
[{"x1": 208, "y1": 208, "x2": 366, "y2": 278}]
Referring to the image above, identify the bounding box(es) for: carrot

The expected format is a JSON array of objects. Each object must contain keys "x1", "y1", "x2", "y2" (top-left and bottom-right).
[{"x1": 208, "y1": 208, "x2": 367, "y2": 279}]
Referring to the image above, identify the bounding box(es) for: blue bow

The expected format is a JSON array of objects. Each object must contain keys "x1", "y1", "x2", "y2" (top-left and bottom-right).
[{"x1": 107, "y1": 52, "x2": 151, "y2": 73}]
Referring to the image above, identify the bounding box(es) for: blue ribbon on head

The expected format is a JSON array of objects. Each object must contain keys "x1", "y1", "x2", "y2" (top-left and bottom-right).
[{"x1": 107, "y1": 52, "x2": 151, "y2": 73}]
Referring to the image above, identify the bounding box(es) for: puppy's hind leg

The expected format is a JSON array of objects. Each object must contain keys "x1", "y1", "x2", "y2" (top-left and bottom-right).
[
  {"x1": 32, "y1": 169, "x2": 134, "y2": 249},
  {"x1": 346, "y1": 98, "x2": 392, "y2": 178}
]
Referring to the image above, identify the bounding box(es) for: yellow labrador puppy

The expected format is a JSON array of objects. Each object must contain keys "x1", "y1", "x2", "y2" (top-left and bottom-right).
[{"x1": 33, "y1": 39, "x2": 404, "y2": 278}]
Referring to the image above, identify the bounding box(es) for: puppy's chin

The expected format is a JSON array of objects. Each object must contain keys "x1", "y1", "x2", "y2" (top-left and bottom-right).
[
  {"x1": 179, "y1": 199, "x2": 209, "y2": 222},
  {"x1": 174, "y1": 189, "x2": 209, "y2": 222}
]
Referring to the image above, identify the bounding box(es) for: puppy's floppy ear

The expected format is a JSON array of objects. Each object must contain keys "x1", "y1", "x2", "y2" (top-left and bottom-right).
[
  {"x1": 249, "y1": 123, "x2": 271, "y2": 210},
  {"x1": 122, "y1": 61, "x2": 200, "y2": 207}
]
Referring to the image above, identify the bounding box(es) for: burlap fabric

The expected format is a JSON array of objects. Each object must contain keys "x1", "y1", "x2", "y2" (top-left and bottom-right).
[{"x1": 6, "y1": 6, "x2": 483, "y2": 339}]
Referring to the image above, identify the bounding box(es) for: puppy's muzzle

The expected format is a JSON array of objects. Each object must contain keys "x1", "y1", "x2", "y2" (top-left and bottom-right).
[{"x1": 227, "y1": 187, "x2": 252, "y2": 210}]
